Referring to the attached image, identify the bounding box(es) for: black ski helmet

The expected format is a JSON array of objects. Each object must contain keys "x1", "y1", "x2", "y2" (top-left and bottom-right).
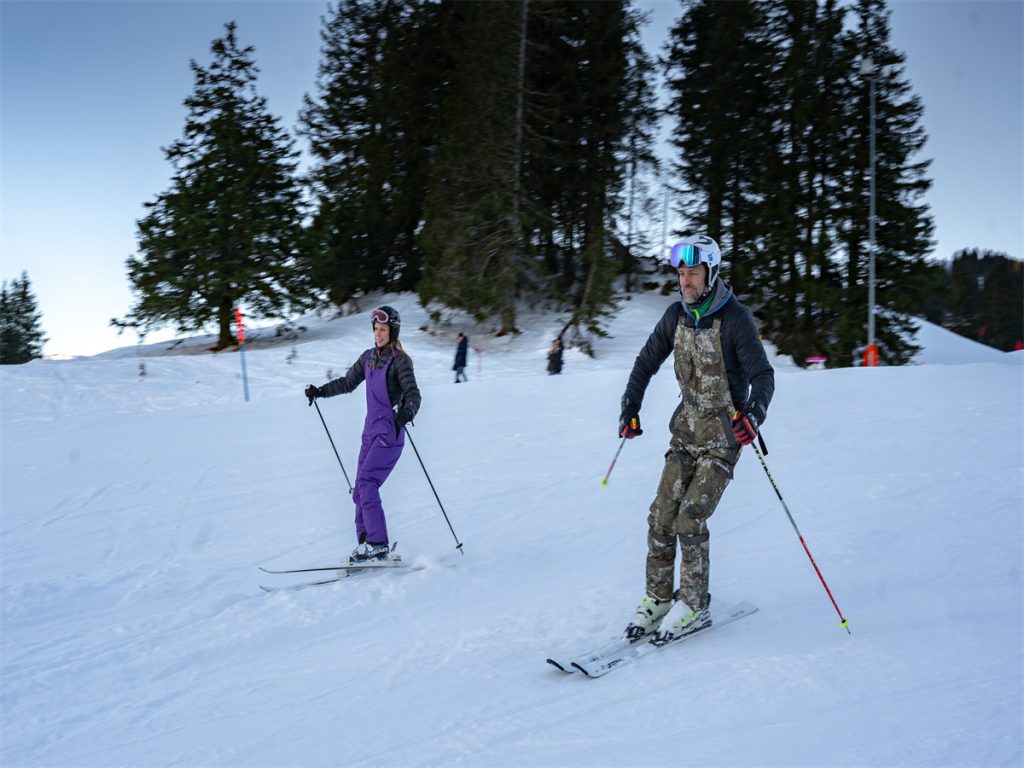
[{"x1": 370, "y1": 305, "x2": 400, "y2": 341}]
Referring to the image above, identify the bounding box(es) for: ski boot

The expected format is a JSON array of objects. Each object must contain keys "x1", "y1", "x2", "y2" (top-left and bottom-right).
[
  {"x1": 651, "y1": 596, "x2": 711, "y2": 646},
  {"x1": 623, "y1": 595, "x2": 672, "y2": 642},
  {"x1": 349, "y1": 541, "x2": 393, "y2": 563}
]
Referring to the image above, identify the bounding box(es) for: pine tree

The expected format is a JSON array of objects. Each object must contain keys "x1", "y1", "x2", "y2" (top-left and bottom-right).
[
  {"x1": 114, "y1": 22, "x2": 310, "y2": 350},
  {"x1": 418, "y1": 0, "x2": 526, "y2": 334},
  {"x1": 979, "y1": 256, "x2": 1024, "y2": 351},
  {"x1": 946, "y1": 249, "x2": 982, "y2": 338},
  {"x1": 0, "y1": 271, "x2": 47, "y2": 364},
  {"x1": 838, "y1": 0, "x2": 935, "y2": 365},
  {"x1": 617, "y1": 10, "x2": 661, "y2": 297},
  {"x1": 946, "y1": 249, "x2": 1023, "y2": 351},
  {"x1": 568, "y1": 1, "x2": 657, "y2": 346},
  {"x1": 659, "y1": 0, "x2": 770, "y2": 270},
  {"x1": 663, "y1": 0, "x2": 934, "y2": 367},
  {"x1": 520, "y1": 0, "x2": 656, "y2": 346},
  {"x1": 757, "y1": 0, "x2": 853, "y2": 365},
  {"x1": 299, "y1": 0, "x2": 445, "y2": 306}
]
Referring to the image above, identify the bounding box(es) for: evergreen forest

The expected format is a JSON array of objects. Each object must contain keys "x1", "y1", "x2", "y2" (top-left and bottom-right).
[{"x1": 112, "y1": 0, "x2": 1018, "y2": 365}]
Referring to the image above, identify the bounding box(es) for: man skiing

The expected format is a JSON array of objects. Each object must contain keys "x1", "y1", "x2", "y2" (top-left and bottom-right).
[
  {"x1": 619, "y1": 234, "x2": 774, "y2": 645},
  {"x1": 305, "y1": 306, "x2": 421, "y2": 563}
]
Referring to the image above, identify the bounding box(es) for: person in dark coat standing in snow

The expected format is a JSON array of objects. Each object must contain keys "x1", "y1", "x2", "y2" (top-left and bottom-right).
[
  {"x1": 547, "y1": 336, "x2": 564, "y2": 375},
  {"x1": 305, "y1": 306, "x2": 421, "y2": 562},
  {"x1": 453, "y1": 333, "x2": 469, "y2": 383},
  {"x1": 619, "y1": 235, "x2": 774, "y2": 644}
]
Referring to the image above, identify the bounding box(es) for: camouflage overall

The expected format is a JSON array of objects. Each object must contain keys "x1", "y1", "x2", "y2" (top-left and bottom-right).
[{"x1": 646, "y1": 316, "x2": 740, "y2": 608}]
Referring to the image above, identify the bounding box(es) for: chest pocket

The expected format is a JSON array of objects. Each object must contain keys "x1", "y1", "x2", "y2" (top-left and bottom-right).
[{"x1": 670, "y1": 317, "x2": 736, "y2": 451}]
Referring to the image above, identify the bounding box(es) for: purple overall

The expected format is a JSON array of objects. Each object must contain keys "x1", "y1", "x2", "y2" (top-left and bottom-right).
[{"x1": 353, "y1": 350, "x2": 404, "y2": 544}]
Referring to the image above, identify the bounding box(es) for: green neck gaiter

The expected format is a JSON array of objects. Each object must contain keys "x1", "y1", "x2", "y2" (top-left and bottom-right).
[{"x1": 686, "y1": 291, "x2": 715, "y2": 322}]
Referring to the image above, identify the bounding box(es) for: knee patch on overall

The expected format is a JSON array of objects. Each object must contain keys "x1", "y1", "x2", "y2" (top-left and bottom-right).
[
  {"x1": 648, "y1": 450, "x2": 696, "y2": 531},
  {"x1": 647, "y1": 528, "x2": 676, "y2": 565},
  {"x1": 679, "y1": 456, "x2": 734, "y2": 522}
]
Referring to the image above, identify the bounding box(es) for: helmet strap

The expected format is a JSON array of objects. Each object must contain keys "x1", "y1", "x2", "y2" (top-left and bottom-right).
[{"x1": 684, "y1": 285, "x2": 715, "y2": 314}]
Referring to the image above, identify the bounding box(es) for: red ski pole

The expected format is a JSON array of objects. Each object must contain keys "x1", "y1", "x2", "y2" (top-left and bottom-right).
[
  {"x1": 750, "y1": 441, "x2": 851, "y2": 634},
  {"x1": 601, "y1": 436, "x2": 628, "y2": 487}
]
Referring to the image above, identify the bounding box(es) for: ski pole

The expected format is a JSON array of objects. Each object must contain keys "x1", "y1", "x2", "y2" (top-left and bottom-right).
[
  {"x1": 312, "y1": 400, "x2": 353, "y2": 494},
  {"x1": 750, "y1": 441, "x2": 850, "y2": 634},
  {"x1": 404, "y1": 428, "x2": 464, "y2": 555},
  {"x1": 601, "y1": 436, "x2": 628, "y2": 487}
]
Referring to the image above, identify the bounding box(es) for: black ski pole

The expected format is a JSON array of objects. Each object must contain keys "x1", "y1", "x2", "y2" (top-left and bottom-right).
[
  {"x1": 750, "y1": 440, "x2": 850, "y2": 634},
  {"x1": 312, "y1": 400, "x2": 353, "y2": 494},
  {"x1": 404, "y1": 428, "x2": 464, "y2": 555}
]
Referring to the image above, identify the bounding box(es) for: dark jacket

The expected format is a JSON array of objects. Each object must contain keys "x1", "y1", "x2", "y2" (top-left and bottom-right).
[
  {"x1": 453, "y1": 336, "x2": 468, "y2": 369},
  {"x1": 321, "y1": 346, "x2": 421, "y2": 418},
  {"x1": 622, "y1": 280, "x2": 774, "y2": 425},
  {"x1": 547, "y1": 339, "x2": 564, "y2": 374}
]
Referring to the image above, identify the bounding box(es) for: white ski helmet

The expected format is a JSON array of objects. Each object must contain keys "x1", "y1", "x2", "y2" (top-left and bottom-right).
[{"x1": 670, "y1": 234, "x2": 722, "y2": 292}]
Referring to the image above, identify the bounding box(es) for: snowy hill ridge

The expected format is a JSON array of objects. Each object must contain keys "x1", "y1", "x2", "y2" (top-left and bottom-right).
[{"x1": 2, "y1": 293, "x2": 1022, "y2": 767}]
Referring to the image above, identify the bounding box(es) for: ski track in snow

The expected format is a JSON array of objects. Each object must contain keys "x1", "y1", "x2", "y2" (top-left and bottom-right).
[{"x1": 2, "y1": 293, "x2": 1021, "y2": 767}]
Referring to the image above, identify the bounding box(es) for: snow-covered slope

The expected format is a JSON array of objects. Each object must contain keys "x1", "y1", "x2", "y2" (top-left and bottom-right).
[{"x1": 2, "y1": 294, "x2": 1021, "y2": 767}]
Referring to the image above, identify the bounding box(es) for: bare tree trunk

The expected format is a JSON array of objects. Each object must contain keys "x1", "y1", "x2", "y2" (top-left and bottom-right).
[{"x1": 216, "y1": 304, "x2": 235, "y2": 351}]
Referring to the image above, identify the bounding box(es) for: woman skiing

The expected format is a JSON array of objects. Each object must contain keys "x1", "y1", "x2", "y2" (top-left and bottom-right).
[{"x1": 305, "y1": 306, "x2": 421, "y2": 562}]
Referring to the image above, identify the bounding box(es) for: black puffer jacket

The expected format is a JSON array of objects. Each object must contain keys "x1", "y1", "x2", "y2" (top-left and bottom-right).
[
  {"x1": 622, "y1": 281, "x2": 774, "y2": 425},
  {"x1": 320, "y1": 346, "x2": 421, "y2": 418}
]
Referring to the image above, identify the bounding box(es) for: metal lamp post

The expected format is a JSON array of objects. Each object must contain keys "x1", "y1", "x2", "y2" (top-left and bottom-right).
[{"x1": 860, "y1": 56, "x2": 878, "y2": 365}]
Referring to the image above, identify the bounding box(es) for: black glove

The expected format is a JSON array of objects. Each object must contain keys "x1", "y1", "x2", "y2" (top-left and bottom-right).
[
  {"x1": 619, "y1": 406, "x2": 642, "y2": 439},
  {"x1": 395, "y1": 406, "x2": 414, "y2": 437},
  {"x1": 305, "y1": 385, "x2": 323, "y2": 406},
  {"x1": 732, "y1": 408, "x2": 759, "y2": 446}
]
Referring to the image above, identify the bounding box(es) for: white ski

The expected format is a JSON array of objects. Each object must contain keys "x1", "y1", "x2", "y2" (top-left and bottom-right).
[{"x1": 566, "y1": 601, "x2": 758, "y2": 678}]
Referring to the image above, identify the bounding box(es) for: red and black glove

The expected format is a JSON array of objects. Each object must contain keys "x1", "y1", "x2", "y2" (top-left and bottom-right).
[
  {"x1": 732, "y1": 409, "x2": 759, "y2": 446},
  {"x1": 619, "y1": 407, "x2": 643, "y2": 439}
]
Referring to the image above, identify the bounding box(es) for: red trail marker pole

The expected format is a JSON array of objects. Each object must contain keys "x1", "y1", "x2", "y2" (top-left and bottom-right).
[{"x1": 235, "y1": 308, "x2": 250, "y2": 402}]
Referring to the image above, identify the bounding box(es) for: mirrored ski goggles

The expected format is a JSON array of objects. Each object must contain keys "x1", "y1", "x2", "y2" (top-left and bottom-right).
[
  {"x1": 670, "y1": 242, "x2": 712, "y2": 269},
  {"x1": 371, "y1": 308, "x2": 390, "y2": 325}
]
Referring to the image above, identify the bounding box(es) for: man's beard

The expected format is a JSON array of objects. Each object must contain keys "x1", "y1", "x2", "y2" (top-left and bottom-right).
[{"x1": 681, "y1": 285, "x2": 706, "y2": 305}]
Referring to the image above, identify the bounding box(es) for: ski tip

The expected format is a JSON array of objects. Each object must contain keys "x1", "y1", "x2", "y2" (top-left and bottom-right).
[{"x1": 546, "y1": 659, "x2": 574, "y2": 673}]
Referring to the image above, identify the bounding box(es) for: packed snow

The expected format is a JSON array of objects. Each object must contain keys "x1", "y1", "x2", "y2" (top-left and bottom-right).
[{"x1": 2, "y1": 292, "x2": 1021, "y2": 767}]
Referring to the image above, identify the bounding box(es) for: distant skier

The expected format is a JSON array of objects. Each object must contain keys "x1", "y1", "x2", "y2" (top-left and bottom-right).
[
  {"x1": 453, "y1": 333, "x2": 469, "y2": 383},
  {"x1": 305, "y1": 306, "x2": 421, "y2": 562},
  {"x1": 618, "y1": 234, "x2": 774, "y2": 644},
  {"x1": 547, "y1": 336, "x2": 564, "y2": 375}
]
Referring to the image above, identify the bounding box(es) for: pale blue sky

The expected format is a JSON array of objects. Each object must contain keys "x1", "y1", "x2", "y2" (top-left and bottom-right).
[{"x1": 2, "y1": 0, "x2": 1021, "y2": 356}]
